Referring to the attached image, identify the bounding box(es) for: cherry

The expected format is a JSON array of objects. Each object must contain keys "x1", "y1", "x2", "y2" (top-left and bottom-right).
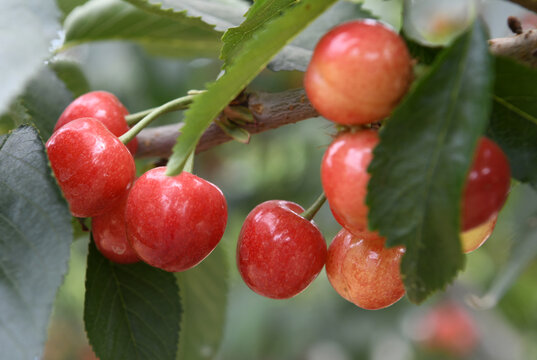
[
  {"x1": 125, "y1": 167, "x2": 227, "y2": 272},
  {"x1": 462, "y1": 137, "x2": 510, "y2": 231},
  {"x1": 326, "y1": 228, "x2": 405, "y2": 310},
  {"x1": 321, "y1": 130, "x2": 378, "y2": 234},
  {"x1": 55, "y1": 91, "x2": 138, "y2": 155},
  {"x1": 304, "y1": 20, "x2": 412, "y2": 125},
  {"x1": 237, "y1": 200, "x2": 327, "y2": 299},
  {"x1": 46, "y1": 117, "x2": 136, "y2": 217},
  {"x1": 460, "y1": 215, "x2": 497, "y2": 253},
  {"x1": 92, "y1": 190, "x2": 139, "y2": 264},
  {"x1": 416, "y1": 301, "x2": 479, "y2": 357}
]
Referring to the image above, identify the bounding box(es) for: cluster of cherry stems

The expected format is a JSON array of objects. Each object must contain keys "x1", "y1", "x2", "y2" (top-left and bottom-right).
[{"x1": 46, "y1": 20, "x2": 511, "y2": 311}]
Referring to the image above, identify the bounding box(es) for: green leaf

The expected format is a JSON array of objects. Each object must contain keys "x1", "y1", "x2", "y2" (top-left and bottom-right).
[
  {"x1": 1, "y1": 66, "x2": 75, "y2": 140},
  {"x1": 269, "y1": 0, "x2": 372, "y2": 72},
  {"x1": 49, "y1": 60, "x2": 90, "y2": 97},
  {"x1": 488, "y1": 56, "x2": 537, "y2": 188},
  {"x1": 0, "y1": 125, "x2": 72, "y2": 360},
  {"x1": 366, "y1": 21, "x2": 493, "y2": 303},
  {"x1": 127, "y1": 0, "x2": 249, "y2": 31},
  {"x1": 84, "y1": 240, "x2": 181, "y2": 360},
  {"x1": 221, "y1": 0, "x2": 296, "y2": 67},
  {"x1": 0, "y1": 0, "x2": 60, "y2": 113},
  {"x1": 360, "y1": 0, "x2": 403, "y2": 30},
  {"x1": 166, "y1": 0, "x2": 338, "y2": 175},
  {"x1": 63, "y1": 0, "x2": 223, "y2": 58},
  {"x1": 56, "y1": 0, "x2": 88, "y2": 19},
  {"x1": 176, "y1": 245, "x2": 229, "y2": 360}
]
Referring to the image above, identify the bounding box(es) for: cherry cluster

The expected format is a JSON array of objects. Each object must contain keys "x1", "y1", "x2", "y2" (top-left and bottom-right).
[
  {"x1": 46, "y1": 91, "x2": 227, "y2": 272},
  {"x1": 238, "y1": 20, "x2": 511, "y2": 309}
]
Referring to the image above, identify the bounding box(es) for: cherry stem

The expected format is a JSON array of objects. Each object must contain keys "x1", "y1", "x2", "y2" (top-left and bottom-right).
[
  {"x1": 119, "y1": 93, "x2": 199, "y2": 144},
  {"x1": 300, "y1": 193, "x2": 326, "y2": 221}
]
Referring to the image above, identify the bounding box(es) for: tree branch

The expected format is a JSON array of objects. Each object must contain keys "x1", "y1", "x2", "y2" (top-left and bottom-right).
[
  {"x1": 136, "y1": 26, "x2": 537, "y2": 159},
  {"x1": 509, "y1": 0, "x2": 537, "y2": 14},
  {"x1": 135, "y1": 88, "x2": 318, "y2": 158}
]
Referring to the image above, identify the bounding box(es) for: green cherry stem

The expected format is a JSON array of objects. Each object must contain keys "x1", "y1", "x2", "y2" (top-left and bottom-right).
[
  {"x1": 301, "y1": 193, "x2": 327, "y2": 221},
  {"x1": 183, "y1": 150, "x2": 195, "y2": 174},
  {"x1": 119, "y1": 93, "x2": 197, "y2": 144},
  {"x1": 124, "y1": 91, "x2": 203, "y2": 126}
]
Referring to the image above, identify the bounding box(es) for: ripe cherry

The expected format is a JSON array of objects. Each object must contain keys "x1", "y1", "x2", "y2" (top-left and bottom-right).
[
  {"x1": 125, "y1": 167, "x2": 227, "y2": 272},
  {"x1": 462, "y1": 137, "x2": 510, "y2": 231},
  {"x1": 237, "y1": 200, "x2": 327, "y2": 299},
  {"x1": 460, "y1": 215, "x2": 497, "y2": 253},
  {"x1": 321, "y1": 130, "x2": 378, "y2": 234},
  {"x1": 55, "y1": 91, "x2": 138, "y2": 155},
  {"x1": 326, "y1": 228, "x2": 405, "y2": 310},
  {"x1": 92, "y1": 191, "x2": 139, "y2": 264},
  {"x1": 416, "y1": 301, "x2": 479, "y2": 357},
  {"x1": 46, "y1": 117, "x2": 136, "y2": 217},
  {"x1": 304, "y1": 20, "x2": 412, "y2": 125}
]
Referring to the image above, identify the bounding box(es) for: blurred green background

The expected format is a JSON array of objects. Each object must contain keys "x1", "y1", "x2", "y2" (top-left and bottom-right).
[{"x1": 3, "y1": 1, "x2": 537, "y2": 359}]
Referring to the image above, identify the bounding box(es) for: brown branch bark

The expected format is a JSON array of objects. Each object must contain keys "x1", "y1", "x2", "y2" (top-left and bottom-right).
[
  {"x1": 136, "y1": 26, "x2": 537, "y2": 159},
  {"x1": 509, "y1": 0, "x2": 537, "y2": 13},
  {"x1": 136, "y1": 88, "x2": 318, "y2": 158}
]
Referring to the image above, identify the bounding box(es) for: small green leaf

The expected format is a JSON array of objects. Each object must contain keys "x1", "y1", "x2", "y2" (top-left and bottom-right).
[
  {"x1": 1, "y1": 66, "x2": 74, "y2": 139},
  {"x1": 84, "y1": 240, "x2": 181, "y2": 360},
  {"x1": 166, "y1": 0, "x2": 338, "y2": 175},
  {"x1": 56, "y1": 0, "x2": 88, "y2": 19},
  {"x1": 127, "y1": 0, "x2": 249, "y2": 31},
  {"x1": 488, "y1": 56, "x2": 537, "y2": 188},
  {"x1": 367, "y1": 21, "x2": 493, "y2": 303},
  {"x1": 63, "y1": 0, "x2": 223, "y2": 58},
  {"x1": 221, "y1": 0, "x2": 296, "y2": 66},
  {"x1": 49, "y1": 60, "x2": 90, "y2": 97},
  {"x1": 0, "y1": 0, "x2": 60, "y2": 113},
  {"x1": 176, "y1": 245, "x2": 229, "y2": 360},
  {"x1": 215, "y1": 120, "x2": 251, "y2": 144},
  {"x1": 0, "y1": 125, "x2": 72, "y2": 360}
]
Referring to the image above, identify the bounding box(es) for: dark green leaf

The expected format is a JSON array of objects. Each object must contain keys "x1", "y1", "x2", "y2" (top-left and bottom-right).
[
  {"x1": 1, "y1": 66, "x2": 74, "y2": 140},
  {"x1": 488, "y1": 56, "x2": 537, "y2": 188},
  {"x1": 63, "y1": 0, "x2": 223, "y2": 58},
  {"x1": 56, "y1": 0, "x2": 88, "y2": 19},
  {"x1": 166, "y1": 0, "x2": 338, "y2": 175},
  {"x1": 85, "y1": 240, "x2": 181, "y2": 360},
  {"x1": 403, "y1": 32, "x2": 443, "y2": 65},
  {"x1": 367, "y1": 21, "x2": 493, "y2": 303},
  {"x1": 49, "y1": 60, "x2": 90, "y2": 97},
  {"x1": 176, "y1": 245, "x2": 229, "y2": 360},
  {"x1": 0, "y1": 125, "x2": 72, "y2": 360},
  {"x1": 0, "y1": 0, "x2": 60, "y2": 113},
  {"x1": 269, "y1": 0, "x2": 371, "y2": 72},
  {"x1": 126, "y1": 0, "x2": 249, "y2": 31}
]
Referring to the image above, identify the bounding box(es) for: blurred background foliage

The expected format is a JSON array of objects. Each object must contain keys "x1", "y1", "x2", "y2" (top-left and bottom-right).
[{"x1": 2, "y1": 0, "x2": 537, "y2": 359}]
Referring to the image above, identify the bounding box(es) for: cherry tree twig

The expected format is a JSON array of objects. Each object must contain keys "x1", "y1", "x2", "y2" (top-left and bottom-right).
[{"x1": 136, "y1": 27, "x2": 537, "y2": 158}]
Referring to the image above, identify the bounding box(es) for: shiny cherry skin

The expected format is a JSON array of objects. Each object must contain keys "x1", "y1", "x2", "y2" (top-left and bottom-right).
[
  {"x1": 55, "y1": 91, "x2": 138, "y2": 155},
  {"x1": 462, "y1": 137, "x2": 510, "y2": 231},
  {"x1": 125, "y1": 167, "x2": 227, "y2": 272},
  {"x1": 46, "y1": 117, "x2": 136, "y2": 217},
  {"x1": 460, "y1": 215, "x2": 497, "y2": 254},
  {"x1": 326, "y1": 228, "x2": 405, "y2": 310},
  {"x1": 237, "y1": 200, "x2": 327, "y2": 299},
  {"x1": 304, "y1": 20, "x2": 412, "y2": 125},
  {"x1": 417, "y1": 301, "x2": 479, "y2": 357},
  {"x1": 321, "y1": 130, "x2": 378, "y2": 234},
  {"x1": 92, "y1": 190, "x2": 139, "y2": 264}
]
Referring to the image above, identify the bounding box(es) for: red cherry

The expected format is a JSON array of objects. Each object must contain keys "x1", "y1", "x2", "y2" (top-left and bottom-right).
[
  {"x1": 304, "y1": 20, "x2": 412, "y2": 125},
  {"x1": 321, "y1": 130, "x2": 378, "y2": 234},
  {"x1": 92, "y1": 191, "x2": 139, "y2": 264},
  {"x1": 417, "y1": 301, "x2": 479, "y2": 356},
  {"x1": 46, "y1": 117, "x2": 135, "y2": 217},
  {"x1": 237, "y1": 200, "x2": 327, "y2": 299},
  {"x1": 326, "y1": 228, "x2": 405, "y2": 310},
  {"x1": 125, "y1": 167, "x2": 227, "y2": 272},
  {"x1": 56, "y1": 91, "x2": 138, "y2": 155},
  {"x1": 460, "y1": 215, "x2": 497, "y2": 253},
  {"x1": 462, "y1": 137, "x2": 510, "y2": 231}
]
